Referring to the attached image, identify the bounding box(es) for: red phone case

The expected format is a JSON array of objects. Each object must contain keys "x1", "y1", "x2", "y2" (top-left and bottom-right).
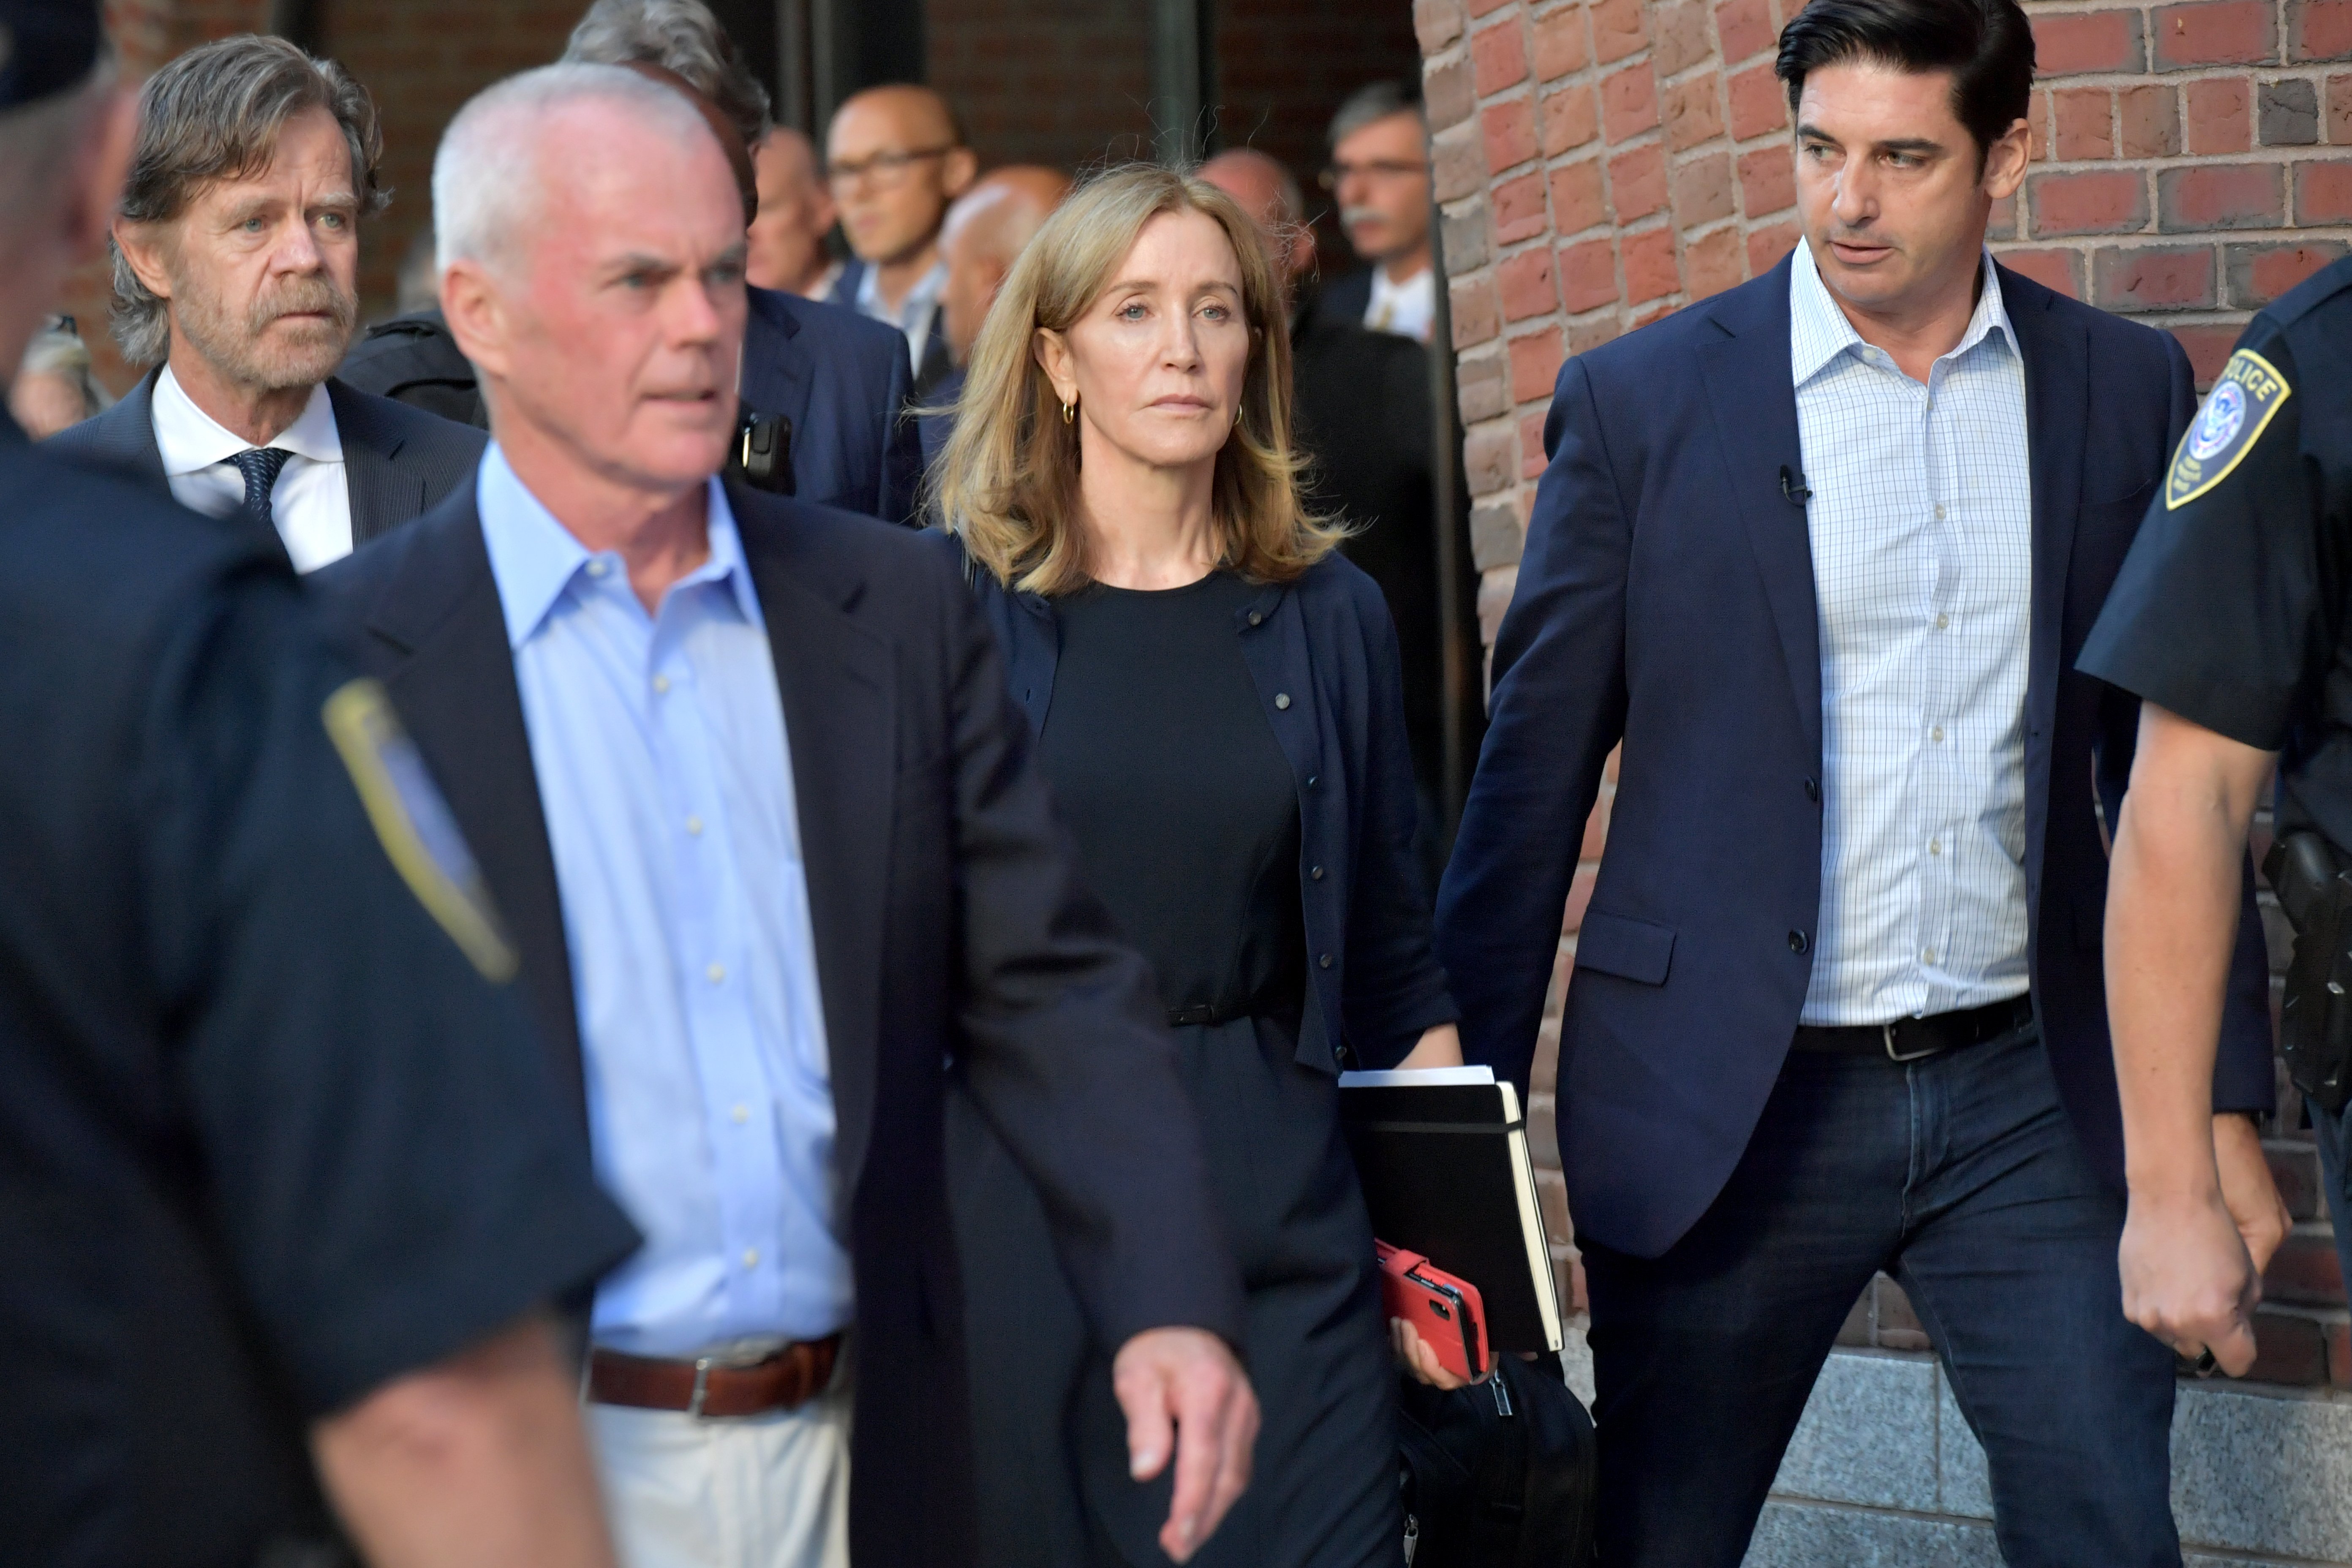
[{"x1": 1376, "y1": 1239, "x2": 1488, "y2": 1381}]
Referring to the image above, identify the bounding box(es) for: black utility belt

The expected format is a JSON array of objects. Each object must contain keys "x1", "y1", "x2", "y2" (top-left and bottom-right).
[{"x1": 1792, "y1": 994, "x2": 2034, "y2": 1062}]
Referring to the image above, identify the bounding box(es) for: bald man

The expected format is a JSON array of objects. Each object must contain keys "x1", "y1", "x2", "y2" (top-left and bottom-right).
[
  {"x1": 747, "y1": 126, "x2": 839, "y2": 298},
  {"x1": 917, "y1": 165, "x2": 1068, "y2": 468},
  {"x1": 825, "y1": 84, "x2": 975, "y2": 394},
  {"x1": 1198, "y1": 148, "x2": 1316, "y2": 315}
]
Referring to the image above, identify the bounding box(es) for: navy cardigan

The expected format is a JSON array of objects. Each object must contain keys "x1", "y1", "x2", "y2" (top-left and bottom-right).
[{"x1": 926, "y1": 529, "x2": 1459, "y2": 1074}]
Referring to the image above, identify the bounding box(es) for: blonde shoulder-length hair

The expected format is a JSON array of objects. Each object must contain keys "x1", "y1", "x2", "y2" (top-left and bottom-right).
[{"x1": 929, "y1": 162, "x2": 1342, "y2": 595}]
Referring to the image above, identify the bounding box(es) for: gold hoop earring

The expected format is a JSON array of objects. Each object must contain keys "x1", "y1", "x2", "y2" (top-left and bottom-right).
[{"x1": 1061, "y1": 399, "x2": 1075, "y2": 425}]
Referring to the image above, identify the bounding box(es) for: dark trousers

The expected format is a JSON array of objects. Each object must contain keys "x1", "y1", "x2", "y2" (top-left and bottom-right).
[
  {"x1": 1581, "y1": 1024, "x2": 2180, "y2": 1568},
  {"x1": 2307, "y1": 1094, "x2": 2352, "y2": 1303}
]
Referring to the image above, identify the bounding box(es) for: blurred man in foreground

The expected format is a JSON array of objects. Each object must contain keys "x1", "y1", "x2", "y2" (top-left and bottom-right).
[
  {"x1": 825, "y1": 82, "x2": 974, "y2": 394},
  {"x1": 313, "y1": 63, "x2": 1257, "y2": 1568},
  {"x1": 749, "y1": 125, "x2": 840, "y2": 297},
  {"x1": 11, "y1": 313, "x2": 110, "y2": 436},
  {"x1": 48, "y1": 33, "x2": 482, "y2": 568},
  {"x1": 0, "y1": 5, "x2": 638, "y2": 1563}
]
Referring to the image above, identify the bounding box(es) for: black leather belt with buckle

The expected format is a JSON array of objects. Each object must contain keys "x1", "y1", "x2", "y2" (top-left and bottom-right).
[{"x1": 1791, "y1": 994, "x2": 2034, "y2": 1063}]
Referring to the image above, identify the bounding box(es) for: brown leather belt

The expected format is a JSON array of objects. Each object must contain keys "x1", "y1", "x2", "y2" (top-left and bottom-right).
[
  {"x1": 1791, "y1": 994, "x2": 2034, "y2": 1063},
  {"x1": 588, "y1": 1335, "x2": 842, "y2": 1418}
]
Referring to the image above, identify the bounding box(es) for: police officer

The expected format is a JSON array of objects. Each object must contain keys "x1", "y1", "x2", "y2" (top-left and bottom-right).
[
  {"x1": 0, "y1": 4, "x2": 640, "y2": 1563},
  {"x1": 2078, "y1": 252, "x2": 2352, "y2": 1378}
]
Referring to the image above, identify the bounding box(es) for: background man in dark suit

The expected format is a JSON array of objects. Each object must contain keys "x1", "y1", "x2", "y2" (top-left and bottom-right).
[
  {"x1": 47, "y1": 34, "x2": 481, "y2": 569},
  {"x1": 1436, "y1": 0, "x2": 2283, "y2": 1561},
  {"x1": 314, "y1": 63, "x2": 1256, "y2": 1568},
  {"x1": 824, "y1": 82, "x2": 972, "y2": 396},
  {"x1": 1312, "y1": 82, "x2": 1436, "y2": 346},
  {"x1": 340, "y1": 0, "x2": 924, "y2": 524}
]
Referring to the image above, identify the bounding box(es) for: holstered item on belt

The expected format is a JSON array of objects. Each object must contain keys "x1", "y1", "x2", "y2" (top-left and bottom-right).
[
  {"x1": 2264, "y1": 830, "x2": 2352, "y2": 1114},
  {"x1": 588, "y1": 1334, "x2": 841, "y2": 1418}
]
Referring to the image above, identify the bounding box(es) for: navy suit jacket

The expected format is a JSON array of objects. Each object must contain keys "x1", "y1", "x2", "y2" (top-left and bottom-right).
[
  {"x1": 44, "y1": 368, "x2": 484, "y2": 550},
  {"x1": 310, "y1": 479, "x2": 1244, "y2": 1565},
  {"x1": 830, "y1": 256, "x2": 956, "y2": 396},
  {"x1": 930, "y1": 531, "x2": 1459, "y2": 1073},
  {"x1": 1435, "y1": 256, "x2": 2275, "y2": 1259},
  {"x1": 337, "y1": 291, "x2": 924, "y2": 523}
]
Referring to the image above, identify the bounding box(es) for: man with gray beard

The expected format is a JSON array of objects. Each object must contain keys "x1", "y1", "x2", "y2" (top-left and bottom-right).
[{"x1": 48, "y1": 34, "x2": 483, "y2": 571}]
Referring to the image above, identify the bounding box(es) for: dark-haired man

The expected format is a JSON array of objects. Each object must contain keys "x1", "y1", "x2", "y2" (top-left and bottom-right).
[
  {"x1": 48, "y1": 33, "x2": 483, "y2": 569},
  {"x1": 1435, "y1": 0, "x2": 2279, "y2": 1560}
]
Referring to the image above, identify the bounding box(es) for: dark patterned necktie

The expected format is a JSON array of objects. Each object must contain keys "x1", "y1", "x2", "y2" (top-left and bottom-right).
[{"x1": 228, "y1": 446, "x2": 294, "y2": 524}]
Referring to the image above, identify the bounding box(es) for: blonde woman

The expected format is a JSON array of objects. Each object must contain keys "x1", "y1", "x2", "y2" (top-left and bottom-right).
[{"x1": 927, "y1": 165, "x2": 1462, "y2": 1568}]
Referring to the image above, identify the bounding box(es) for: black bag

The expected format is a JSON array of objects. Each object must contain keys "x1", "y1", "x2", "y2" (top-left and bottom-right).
[{"x1": 1396, "y1": 1352, "x2": 1597, "y2": 1567}]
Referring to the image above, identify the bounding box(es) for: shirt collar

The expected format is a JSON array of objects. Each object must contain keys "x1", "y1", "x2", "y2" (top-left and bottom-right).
[
  {"x1": 1788, "y1": 238, "x2": 2016, "y2": 388},
  {"x1": 151, "y1": 365, "x2": 342, "y2": 476},
  {"x1": 1367, "y1": 265, "x2": 1433, "y2": 309},
  {"x1": 855, "y1": 256, "x2": 949, "y2": 329},
  {"x1": 476, "y1": 444, "x2": 763, "y2": 651}
]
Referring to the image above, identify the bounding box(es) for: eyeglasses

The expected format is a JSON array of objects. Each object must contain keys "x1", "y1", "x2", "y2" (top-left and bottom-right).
[
  {"x1": 826, "y1": 145, "x2": 958, "y2": 188},
  {"x1": 1318, "y1": 159, "x2": 1430, "y2": 191}
]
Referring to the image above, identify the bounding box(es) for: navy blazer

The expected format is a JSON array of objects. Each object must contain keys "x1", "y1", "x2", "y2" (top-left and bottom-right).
[
  {"x1": 930, "y1": 530, "x2": 1458, "y2": 1073},
  {"x1": 44, "y1": 368, "x2": 485, "y2": 550},
  {"x1": 337, "y1": 291, "x2": 924, "y2": 523},
  {"x1": 1436, "y1": 256, "x2": 2275, "y2": 1260},
  {"x1": 830, "y1": 256, "x2": 956, "y2": 396},
  {"x1": 311, "y1": 482, "x2": 1244, "y2": 1566}
]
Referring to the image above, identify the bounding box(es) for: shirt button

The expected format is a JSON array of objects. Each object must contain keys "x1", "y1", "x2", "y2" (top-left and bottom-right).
[
  {"x1": 1311, "y1": 865, "x2": 1325, "y2": 880},
  {"x1": 1923, "y1": 948, "x2": 1938, "y2": 964},
  {"x1": 686, "y1": 815, "x2": 704, "y2": 836},
  {"x1": 1930, "y1": 725, "x2": 1945, "y2": 743},
  {"x1": 1788, "y1": 929, "x2": 1810, "y2": 954},
  {"x1": 586, "y1": 559, "x2": 610, "y2": 578},
  {"x1": 1929, "y1": 838, "x2": 1942, "y2": 856},
  {"x1": 731, "y1": 1103, "x2": 750, "y2": 1124},
  {"x1": 1274, "y1": 692, "x2": 1292, "y2": 710},
  {"x1": 1934, "y1": 504, "x2": 1947, "y2": 520},
  {"x1": 1319, "y1": 953, "x2": 1334, "y2": 969},
  {"x1": 707, "y1": 962, "x2": 726, "y2": 984},
  {"x1": 741, "y1": 1248, "x2": 760, "y2": 1270},
  {"x1": 652, "y1": 674, "x2": 672, "y2": 694},
  {"x1": 1936, "y1": 613, "x2": 1951, "y2": 630}
]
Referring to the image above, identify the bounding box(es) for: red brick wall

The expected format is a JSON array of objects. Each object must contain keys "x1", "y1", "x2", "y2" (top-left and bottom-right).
[
  {"x1": 1421, "y1": 0, "x2": 2352, "y2": 1370},
  {"x1": 924, "y1": 0, "x2": 1159, "y2": 173}
]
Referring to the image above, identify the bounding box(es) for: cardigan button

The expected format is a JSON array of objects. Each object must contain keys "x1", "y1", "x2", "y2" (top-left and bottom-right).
[
  {"x1": 1788, "y1": 929, "x2": 1810, "y2": 955},
  {"x1": 1274, "y1": 692, "x2": 1292, "y2": 710},
  {"x1": 1310, "y1": 865, "x2": 1324, "y2": 880},
  {"x1": 1319, "y1": 953, "x2": 1334, "y2": 969},
  {"x1": 1306, "y1": 774, "x2": 1319, "y2": 789},
  {"x1": 1247, "y1": 610, "x2": 1263, "y2": 626}
]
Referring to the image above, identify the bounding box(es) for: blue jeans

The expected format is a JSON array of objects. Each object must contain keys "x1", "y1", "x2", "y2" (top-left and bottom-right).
[
  {"x1": 1580, "y1": 1024, "x2": 2180, "y2": 1568},
  {"x1": 2307, "y1": 1094, "x2": 2352, "y2": 1298}
]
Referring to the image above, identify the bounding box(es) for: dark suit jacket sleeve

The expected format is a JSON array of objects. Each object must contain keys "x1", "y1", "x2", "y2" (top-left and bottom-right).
[
  {"x1": 2088, "y1": 334, "x2": 2275, "y2": 1117},
  {"x1": 1435, "y1": 357, "x2": 1631, "y2": 1094},
  {"x1": 878, "y1": 345, "x2": 924, "y2": 525},
  {"x1": 1342, "y1": 571, "x2": 1460, "y2": 1067},
  {"x1": 926, "y1": 545, "x2": 1246, "y2": 1349}
]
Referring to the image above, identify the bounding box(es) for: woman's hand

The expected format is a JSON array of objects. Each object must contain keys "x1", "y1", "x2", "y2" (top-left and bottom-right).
[
  {"x1": 1390, "y1": 1316, "x2": 1472, "y2": 1390},
  {"x1": 1396, "y1": 1023, "x2": 1464, "y2": 1070}
]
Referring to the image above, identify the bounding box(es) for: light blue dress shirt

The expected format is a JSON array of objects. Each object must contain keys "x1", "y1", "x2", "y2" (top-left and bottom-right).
[
  {"x1": 1788, "y1": 240, "x2": 2035, "y2": 1027},
  {"x1": 478, "y1": 447, "x2": 851, "y2": 1356}
]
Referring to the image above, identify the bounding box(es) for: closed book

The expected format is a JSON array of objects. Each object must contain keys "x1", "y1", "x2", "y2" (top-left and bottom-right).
[{"x1": 1338, "y1": 1067, "x2": 1564, "y2": 1354}]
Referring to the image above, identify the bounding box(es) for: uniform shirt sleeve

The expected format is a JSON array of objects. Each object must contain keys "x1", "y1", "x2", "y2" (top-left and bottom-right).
[
  {"x1": 2079, "y1": 325, "x2": 2332, "y2": 750},
  {"x1": 136, "y1": 564, "x2": 638, "y2": 1417}
]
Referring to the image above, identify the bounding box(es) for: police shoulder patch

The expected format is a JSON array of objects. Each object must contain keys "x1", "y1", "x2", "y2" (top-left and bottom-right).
[
  {"x1": 2167, "y1": 347, "x2": 2292, "y2": 510},
  {"x1": 322, "y1": 678, "x2": 520, "y2": 983}
]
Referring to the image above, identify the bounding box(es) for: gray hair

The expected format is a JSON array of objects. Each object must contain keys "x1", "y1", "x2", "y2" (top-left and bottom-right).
[
  {"x1": 563, "y1": 0, "x2": 770, "y2": 147},
  {"x1": 1327, "y1": 80, "x2": 1425, "y2": 152},
  {"x1": 108, "y1": 35, "x2": 385, "y2": 367},
  {"x1": 19, "y1": 319, "x2": 114, "y2": 418},
  {"x1": 433, "y1": 63, "x2": 716, "y2": 278}
]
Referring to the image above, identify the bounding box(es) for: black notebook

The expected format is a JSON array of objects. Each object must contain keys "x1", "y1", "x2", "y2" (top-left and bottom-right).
[{"x1": 1338, "y1": 1066, "x2": 1565, "y2": 1354}]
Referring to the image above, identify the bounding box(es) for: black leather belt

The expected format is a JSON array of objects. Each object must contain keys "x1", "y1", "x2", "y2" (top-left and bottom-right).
[{"x1": 1791, "y1": 994, "x2": 2033, "y2": 1063}]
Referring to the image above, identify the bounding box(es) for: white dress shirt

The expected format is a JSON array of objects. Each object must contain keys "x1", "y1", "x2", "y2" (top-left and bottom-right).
[
  {"x1": 151, "y1": 366, "x2": 351, "y2": 572},
  {"x1": 854, "y1": 256, "x2": 947, "y2": 372},
  {"x1": 1364, "y1": 264, "x2": 1436, "y2": 343},
  {"x1": 1789, "y1": 239, "x2": 2034, "y2": 1026}
]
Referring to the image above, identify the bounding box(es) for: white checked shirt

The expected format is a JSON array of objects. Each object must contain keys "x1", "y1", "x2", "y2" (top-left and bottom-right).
[{"x1": 1790, "y1": 239, "x2": 2034, "y2": 1026}]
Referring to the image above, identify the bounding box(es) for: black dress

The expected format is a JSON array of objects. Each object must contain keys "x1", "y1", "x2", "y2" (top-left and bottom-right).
[{"x1": 950, "y1": 571, "x2": 1402, "y2": 1568}]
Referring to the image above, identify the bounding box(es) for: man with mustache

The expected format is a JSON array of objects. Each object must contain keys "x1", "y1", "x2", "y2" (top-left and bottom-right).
[
  {"x1": 1310, "y1": 82, "x2": 1434, "y2": 346},
  {"x1": 48, "y1": 34, "x2": 483, "y2": 572}
]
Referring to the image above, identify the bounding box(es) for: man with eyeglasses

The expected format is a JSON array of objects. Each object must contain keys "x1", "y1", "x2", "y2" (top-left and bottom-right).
[
  {"x1": 824, "y1": 84, "x2": 975, "y2": 397},
  {"x1": 1313, "y1": 82, "x2": 1435, "y2": 345}
]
